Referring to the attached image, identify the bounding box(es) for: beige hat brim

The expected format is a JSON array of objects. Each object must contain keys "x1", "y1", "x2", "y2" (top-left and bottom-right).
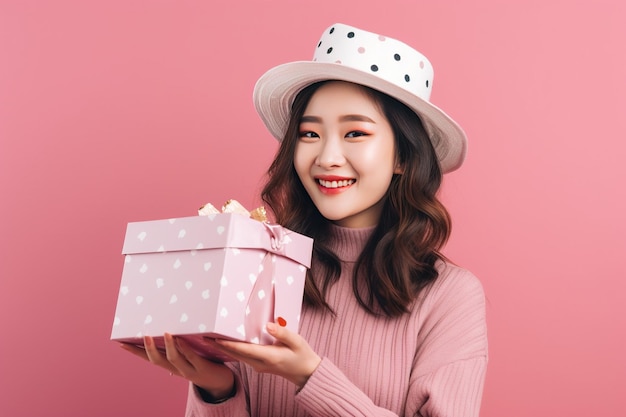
[{"x1": 253, "y1": 61, "x2": 467, "y2": 173}]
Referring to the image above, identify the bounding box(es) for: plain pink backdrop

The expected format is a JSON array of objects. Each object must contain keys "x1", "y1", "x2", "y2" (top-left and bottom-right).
[{"x1": 1, "y1": 1, "x2": 624, "y2": 416}]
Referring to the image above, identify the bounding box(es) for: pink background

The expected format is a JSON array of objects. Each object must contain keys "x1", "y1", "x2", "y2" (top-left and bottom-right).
[{"x1": 1, "y1": 1, "x2": 624, "y2": 416}]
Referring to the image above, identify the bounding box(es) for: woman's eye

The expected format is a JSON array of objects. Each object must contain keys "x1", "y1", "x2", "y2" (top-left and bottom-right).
[
  {"x1": 299, "y1": 131, "x2": 319, "y2": 139},
  {"x1": 345, "y1": 131, "x2": 367, "y2": 138}
]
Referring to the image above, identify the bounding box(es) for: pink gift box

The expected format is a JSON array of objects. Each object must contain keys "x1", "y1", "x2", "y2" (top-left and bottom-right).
[{"x1": 110, "y1": 213, "x2": 313, "y2": 361}]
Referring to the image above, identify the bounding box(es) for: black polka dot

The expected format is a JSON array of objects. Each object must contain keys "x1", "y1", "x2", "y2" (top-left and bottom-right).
[
  {"x1": 329, "y1": 27, "x2": 335, "y2": 34},
  {"x1": 318, "y1": 41, "x2": 322, "y2": 48},
  {"x1": 347, "y1": 32, "x2": 355, "y2": 38},
  {"x1": 404, "y1": 74, "x2": 410, "y2": 82},
  {"x1": 394, "y1": 53, "x2": 401, "y2": 61},
  {"x1": 426, "y1": 80, "x2": 430, "y2": 88},
  {"x1": 371, "y1": 65, "x2": 379, "y2": 72},
  {"x1": 327, "y1": 47, "x2": 333, "y2": 54}
]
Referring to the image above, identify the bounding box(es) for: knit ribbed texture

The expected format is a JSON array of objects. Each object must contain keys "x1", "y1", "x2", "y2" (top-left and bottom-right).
[{"x1": 186, "y1": 225, "x2": 488, "y2": 417}]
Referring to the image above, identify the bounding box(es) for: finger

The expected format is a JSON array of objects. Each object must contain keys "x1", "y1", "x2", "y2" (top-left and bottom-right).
[
  {"x1": 266, "y1": 322, "x2": 298, "y2": 349},
  {"x1": 175, "y1": 338, "x2": 217, "y2": 370},
  {"x1": 211, "y1": 344, "x2": 262, "y2": 367},
  {"x1": 143, "y1": 335, "x2": 173, "y2": 369},
  {"x1": 163, "y1": 333, "x2": 195, "y2": 376},
  {"x1": 202, "y1": 337, "x2": 230, "y2": 352},
  {"x1": 213, "y1": 338, "x2": 279, "y2": 365},
  {"x1": 119, "y1": 343, "x2": 149, "y2": 361},
  {"x1": 212, "y1": 338, "x2": 257, "y2": 358}
]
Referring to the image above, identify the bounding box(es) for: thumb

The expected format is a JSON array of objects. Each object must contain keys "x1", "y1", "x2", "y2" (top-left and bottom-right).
[{"x1": 266, "y1": 319, "x2": 294, "y2": 346}]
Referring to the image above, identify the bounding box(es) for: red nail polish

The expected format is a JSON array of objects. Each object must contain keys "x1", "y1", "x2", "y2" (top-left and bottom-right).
[{"x1": 277, "y1": 317, "x2": 287, "y2": 327}]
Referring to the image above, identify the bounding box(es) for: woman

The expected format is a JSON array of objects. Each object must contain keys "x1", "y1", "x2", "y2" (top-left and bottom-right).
[{"x1": 123, "y1": 23, "x2": 488, "y2": 417}]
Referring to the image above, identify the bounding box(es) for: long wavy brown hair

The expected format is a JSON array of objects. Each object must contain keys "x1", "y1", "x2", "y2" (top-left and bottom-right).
[{"x1": 261, "y1": 81, "x2": 451, "y2": 317}]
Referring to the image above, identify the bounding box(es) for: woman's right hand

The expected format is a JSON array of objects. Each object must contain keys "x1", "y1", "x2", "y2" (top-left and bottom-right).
[{"x1": 120, "y1": 333, "x2": 235, "y2": 399}]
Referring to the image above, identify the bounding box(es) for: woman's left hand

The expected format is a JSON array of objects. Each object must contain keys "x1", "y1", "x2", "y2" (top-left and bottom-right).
[{"x1": 205, "y1": 321, "x2": 321, "y2": 389}]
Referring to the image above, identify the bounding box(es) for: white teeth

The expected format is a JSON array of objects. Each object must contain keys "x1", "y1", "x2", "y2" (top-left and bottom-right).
[{"x1": 318, "y1": 179, "x2": 355, "y2": 188}]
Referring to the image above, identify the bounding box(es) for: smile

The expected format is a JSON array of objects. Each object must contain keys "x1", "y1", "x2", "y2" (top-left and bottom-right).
[{"x1": 317, "y1": 179, "x2": 356, "y2": 189}]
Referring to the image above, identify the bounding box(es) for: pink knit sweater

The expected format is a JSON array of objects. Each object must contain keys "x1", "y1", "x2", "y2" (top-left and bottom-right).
[{"x1": 185, "y1": 225, "x2": 488, "y2": 417}]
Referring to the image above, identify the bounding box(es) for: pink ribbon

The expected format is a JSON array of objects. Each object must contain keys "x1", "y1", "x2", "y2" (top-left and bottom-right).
[
  {"x1": 243, "y1": 223, "x2": 290, "y2": 344},
  {"x1": 263, "y1": 222, "x2": 289, "y2": 255},
  {"x1": 243, "y1": 252, "x2": 275, "y2": 344}
]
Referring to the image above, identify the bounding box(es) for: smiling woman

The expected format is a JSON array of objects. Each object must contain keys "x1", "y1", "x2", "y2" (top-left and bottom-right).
[
  {"x1": 121, "y1": 22, "x2": 488, "y2": 417},
  {"x1": 2, "y1": 1, "x2": 624, "y2": 416}
]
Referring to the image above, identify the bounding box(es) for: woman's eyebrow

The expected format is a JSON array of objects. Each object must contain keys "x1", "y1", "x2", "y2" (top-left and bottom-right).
[
  {"x1": 300, "y1": 114, "x2": 376, "y2": 123},
  {"x1": 339, "y1": 114, "x2": 376, "y2": 123},
  {"x1": 300, "y1": 115, "x2": 322, "y2": 123}
]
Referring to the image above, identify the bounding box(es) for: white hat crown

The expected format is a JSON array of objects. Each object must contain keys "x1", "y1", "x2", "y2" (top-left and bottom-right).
[{"x1": 312, "y1": 24, "x2": 434, "y2": 103}]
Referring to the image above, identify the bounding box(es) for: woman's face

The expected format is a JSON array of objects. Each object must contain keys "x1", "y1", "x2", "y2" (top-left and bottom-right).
[{"x1": 294, "y1": 81, "x2": 400, "y2": 228}]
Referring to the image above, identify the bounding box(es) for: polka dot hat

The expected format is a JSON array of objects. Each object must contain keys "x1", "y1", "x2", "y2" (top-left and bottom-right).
[{"x1": 253, "y1": 23, "x2": 467, "y2": 173}]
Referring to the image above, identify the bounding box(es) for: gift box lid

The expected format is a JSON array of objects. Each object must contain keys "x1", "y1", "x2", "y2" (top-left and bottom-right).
[{"x1": 122, "y1": 213, "x2": 313, "y2": 268}]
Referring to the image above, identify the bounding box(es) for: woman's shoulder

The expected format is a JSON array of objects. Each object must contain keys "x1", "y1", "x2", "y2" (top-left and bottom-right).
[
  {"x1": 418, "y1": 261, "x2": 486, "y2": 310},
  {"x1": 436, "y1": 261, "x2": 483, "y2": 289}
]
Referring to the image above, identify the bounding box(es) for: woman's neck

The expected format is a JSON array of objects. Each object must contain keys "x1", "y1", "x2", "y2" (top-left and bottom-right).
[{"x1": 327, "y1": 223, "x2": 376, "y2": 263}]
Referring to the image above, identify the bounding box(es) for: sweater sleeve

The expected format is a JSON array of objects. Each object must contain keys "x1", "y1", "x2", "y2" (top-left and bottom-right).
[
  {"x1": 412, "y1": 357, "x2": 487, "y2": 417},
  {"x1": 407, "y1": 267, "x2": 488, "y2": 417},
  {"x1": 296, "y1": 267, "x2": 488, "y2": 417},
  {"x1": 296, "y1": 357, "x2": 401, "y2": 417},
  {"x1": 184, "y1": 362, "x2": 250, "y2": 417}
]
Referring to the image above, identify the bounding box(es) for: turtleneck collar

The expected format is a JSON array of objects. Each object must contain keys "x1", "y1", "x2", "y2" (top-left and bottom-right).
[{"x1": 327, "y1": 223, "x2": 376, "y2": 263}]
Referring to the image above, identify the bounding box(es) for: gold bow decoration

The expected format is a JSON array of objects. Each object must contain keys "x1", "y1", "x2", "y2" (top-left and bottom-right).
[{"x1": 198, "y1": 199, "x2": 268, "y2": 223}]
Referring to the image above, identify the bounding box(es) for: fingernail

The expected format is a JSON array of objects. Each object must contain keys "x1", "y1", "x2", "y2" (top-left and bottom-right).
[
  {"x1": 277, "y1": 317, "x2": 287, "y2": 327},
  {"x1": 143, "y1": 336, "x2": 152, "y2": 347},
  {"x1": 266, "y1": 322, "x2": 277, "y2": 332}
]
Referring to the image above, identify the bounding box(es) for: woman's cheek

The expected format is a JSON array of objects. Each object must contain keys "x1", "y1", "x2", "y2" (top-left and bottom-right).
[
  {"x1": 352, "y1": 144, "x2": 394, "y2": 173},
  {"x1": 293, "y1": 149, "x2": 314, "y2": 189}
]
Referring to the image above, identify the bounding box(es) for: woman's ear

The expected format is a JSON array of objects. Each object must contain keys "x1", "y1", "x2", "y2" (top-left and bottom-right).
[{"x1": 393, "y1": 162, "x2": 404, "y2": 174}]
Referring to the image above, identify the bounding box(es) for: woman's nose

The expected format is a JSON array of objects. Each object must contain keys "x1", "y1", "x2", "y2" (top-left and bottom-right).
[{"x1": 315, "y1": 137, "x2": 346, "y2": 168}]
